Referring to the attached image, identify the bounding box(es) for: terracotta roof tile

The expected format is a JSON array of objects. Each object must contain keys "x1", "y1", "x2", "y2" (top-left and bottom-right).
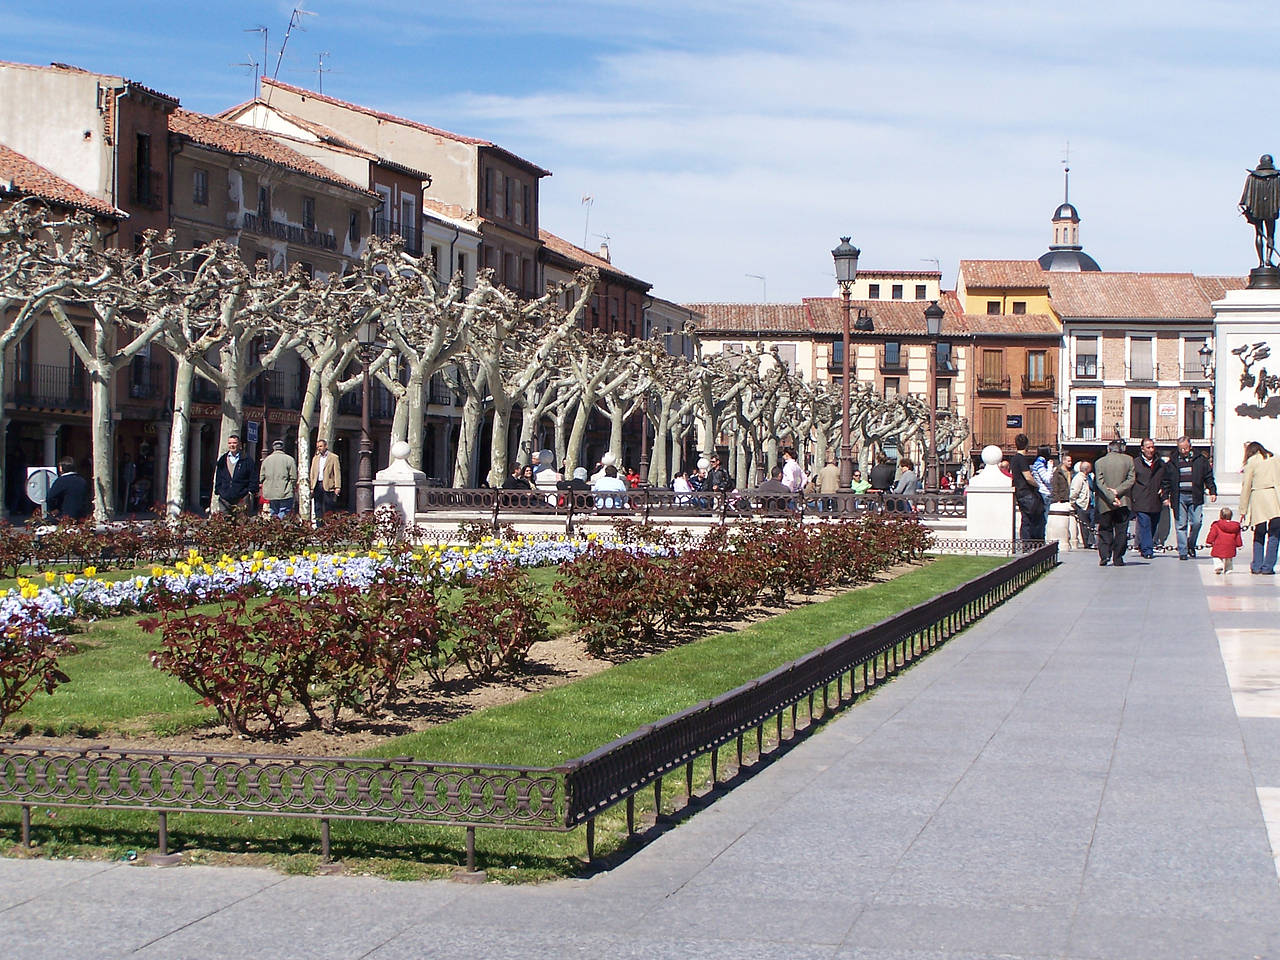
[
  {"x1": 804, "y1": 294, "x2": 969, "y2": 336},
  {"x1": 1195, "y1": 275, "x2": 1249, "y2": 302},
  {"x1": 959, "y1": 260, "x2": 1051, "y2": 289},
  {"x1": 0, "y1": 142, "x2": 125, "y2": 219},
  {"x1": 961, "y1": 311, "x2": 1060, "y2": 336},
  {"x1": 857, "y1": 269, "x2": 942, "y2": 279},
  {"x1": 683, "y1": 302, "x2": 814, "y2": 335},
  {"x1": 1046, "y1": 272, "x2": 1236, "y2": 319},
  {"x1": 168, "y1": 109, "x2": 377, "y2": 198},
  {"x1": 539, "y1": 229, "x2": 649, "y2": 288},
  {"x1": 261, "y1": 78, "x2": 551, "y2": 178}
]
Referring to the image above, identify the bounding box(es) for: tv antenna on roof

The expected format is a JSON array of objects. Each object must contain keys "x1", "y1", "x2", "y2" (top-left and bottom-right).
[
  {"x1": 581, "y1": 195, "x2": 593, "y2": 248},
  {"x1": 232, "y1": 53, "x2": 260, "y2": 101},
  {"x1": 265, "y1": 5, "x2": 315, "y2": 105},
  {"x1": 746, "y1": 273, "x2": 767, "y2": 302},
  {"x1": 243, "y1": 26, "x2": 268, "y2": 98},
  {"x1": 316, "y1": 51, "x2": 331, "y2": 93}
]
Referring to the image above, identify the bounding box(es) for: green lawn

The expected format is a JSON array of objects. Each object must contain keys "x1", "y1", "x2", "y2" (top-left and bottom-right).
[{"x1": 1, "y1": 553, "x2": 1010, "y2": 880}]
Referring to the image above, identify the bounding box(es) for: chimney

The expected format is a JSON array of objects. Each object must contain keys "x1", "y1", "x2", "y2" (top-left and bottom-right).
[{"x1": 597, "y1": 241, "x2": 610, "y2": 262}]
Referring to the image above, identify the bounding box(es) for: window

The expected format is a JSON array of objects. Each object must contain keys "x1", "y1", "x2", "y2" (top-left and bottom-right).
[
  {"x1": 937, "y1": 341, "x2": 954, "y2": 371},
  {"x1": 935, "y1": 379, "x2": 952, "y2": 411},
  {"x1": 401, "y1": 195, "x2": 415, "y2": 238},
  {"x1": 1026, "y1": 406, "x2": 1049, "y2": 443},
  {"x1": 504, "y1": 177, "x2": 512, "y2": 220},
  {"x1": 257, "y1": 185, "x2": 270, "y2": 221},
  {"x1": 484, "y1": 169, "x2": 493, "y2": 212},
  {"x1": 457, "y1": 252, "x2": 468, "y2": 285},
  {"x1": 430, "y1": 245, "x2": 442, "y2": 278},
  {"x1": 299, "y1": 261, "x2": 314, "y2": 280},
  {"x1": 883, "y1": 377, "x2": 900, "y2": 397},
  {"x1": 1183, "y1": 337, "x2": 1207, "y2": 379},
  {"x1": 980, "y1": 406, "x2": 1003, "y2": 444},
  {"x1": 891, "y1": 284, "x2": 903, "y2": 300},
  {"x1": 775, "y1": 343, "x2": 797, "y2": 375},
  {"x1": 831, "y1": 340, "x2": 844, "y2": 365},
  {"x1": 511, "y1": 179, "x2": 523, "y2": 225},
  {"x1": 302, "y1": 196, "x2": 315, "y2": 230},
  {"x1": 505, "y1": 252, "x2": 518, "y2": 287},
  {"x1": 884, "y1": 341, "x2": 901, "y2": 367},
  {"x1": 1027, "y1": 351, "x2": 1047, "y2": 384},
  {"x1": 1076, "y1": 397, "x2": 1097, "y2": 439},
  {"x1": 348, "y1": 208, "x2": 362, "y2": 245},
  {"x1": 915, "y1": 284, "x2": 927, "y2": 300},
  {"x1": 192, "y1": 168, "x2": 208, "y2": 206},
  {"x1": 987, "y1": 301, "x2": 1001, "y2": 315},
  {"x1": 1129, "y1": 336, "x2": 1154, "y2": 380},
  {"x1": 1012, "y1": 301, "x2": 1027, "y2": 315},
  {"x1": 868, "y1": 284, "x2": 880, "y2": 299},
  {"x1": 522, "y1": 184, "x2": 531, "y2": 226},
  {"x1": 1185, "y1": 397, "x2": 1206, "y2": 439},
  {"x1": 1130, "y1": 396, "x2": 1151, "y2": 438},
  {"x1": 135, "y1": 133, "x2": 152, "y2": 204},
  {"x1": 523, "y1": 258, "x2": 535, "y2": 295},
  {"x1": 1075, "y1": 336, "x2": 1098, "y2": 378}
]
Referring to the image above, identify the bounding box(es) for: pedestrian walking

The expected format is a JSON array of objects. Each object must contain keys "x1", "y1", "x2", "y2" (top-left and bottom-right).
[
  {"x1": 1070, "y1": 461, "x2": 1096, "y2": 549},
  {"x1": 309, "y1": 438, "x2": 342, "y2": 522},
  {"x1": 213, "y1": 433, "x2": 258, "y2": 519},
  {"x1": 1168, "y1": 436, "x2": 1216, "y2": 560},
  {"x1": 46, "y1": 456, "x2": 91, "y2": 520},
  {"x1": 1093, "y1": 439, "x2": 1135, "y2": 566},
  {"x1": 259, "y1": 439, "x2": 299, "y2": 518},
  {"x1": 1130, "y1": 438, "x2": 1171, "y2": 558},
  {"x1": 1239, "y1": 440, "x2": 1280, "y2": 575},
  {"x1": 1047, "y1": 452, "x2": 1075, "y2": 550},
  {"x1": 1206, "y1": 507, "x2": 1243, "y2": 576},
  {"x1": 1010, "y1": 434, "x2": 1046, "y2": 542}
]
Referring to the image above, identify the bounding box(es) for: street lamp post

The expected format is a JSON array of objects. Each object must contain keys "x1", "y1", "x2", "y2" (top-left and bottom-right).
[
  {"x1": 924, "y1": 299, "x2": 945, "y2": 491},
  {"x1": 832, "y1": 237, "x2": 860, "y2": 487},
  {"x1": 1199, "y1": 341, "x2": 1214, "y2": 455},
  {"x1": 355, "y1": 320, "x2": 376, "y2": 515}
]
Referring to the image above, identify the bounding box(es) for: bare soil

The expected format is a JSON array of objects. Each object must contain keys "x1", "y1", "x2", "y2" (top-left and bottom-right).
[{"x1": 12, "y1": 560, "x2": 925, "y2": 758}]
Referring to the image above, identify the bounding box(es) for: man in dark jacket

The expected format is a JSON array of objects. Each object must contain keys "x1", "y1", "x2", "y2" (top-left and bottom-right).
[
  {"x1": 213, "y1": 433, "x2": 258, "y2": 518},
  {"x1": 1168, "y1": 435, "x2": 1217, "y2": 560},
  {"x1": 46, "y1": 456, "x2": 91, "y2": 520},
  {"x1": 1130, "y1": 437, "x2": 1171, "y2": 559},
  {"x1": 706, "y1": 454, "x2": 733, "y2": 492},
  {"x1": 1009, "y1": 434, "x2": 1046, "y2": 542}
]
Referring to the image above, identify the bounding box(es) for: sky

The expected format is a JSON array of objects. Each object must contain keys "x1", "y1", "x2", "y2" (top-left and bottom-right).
[{"x1": 4, "y1": 0, "x2": 1277, "y2": 303}]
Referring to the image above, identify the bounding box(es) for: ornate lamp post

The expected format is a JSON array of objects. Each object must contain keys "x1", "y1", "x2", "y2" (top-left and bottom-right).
[
  {"x1": 832, "y1": 236, "x2": 860, "y2": 487},
  {"x1": 355, "y1": 319, "x2": 377, "y2": 515},
  {"x1": 1199, "y1": 340, "x2": 1214, "y2": 454},
  {"x1": 924, "y1": 299, "x2": 945, "y2": 490}
]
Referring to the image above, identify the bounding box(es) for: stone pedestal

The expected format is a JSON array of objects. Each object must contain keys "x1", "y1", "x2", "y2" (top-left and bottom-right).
[
  {"x1": 964, "y1": 445, "x2": 1015, "y2": 544},
  {"x1": 373, "y1": 441, "x2": 427, "y2": 523},
  {"x1": 1211, "y1": 288, "x2": 1280, "y2": 503}
]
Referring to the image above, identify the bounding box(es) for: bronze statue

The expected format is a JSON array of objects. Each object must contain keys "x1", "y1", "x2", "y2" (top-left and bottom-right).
[{"x1": 1241, "y1": 154, "x2": 1280, "y2": 267}]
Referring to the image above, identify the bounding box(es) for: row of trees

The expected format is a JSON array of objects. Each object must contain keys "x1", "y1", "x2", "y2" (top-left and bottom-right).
[{"x1": 0, "y1": 204, "x2": 967, "y2": 521}]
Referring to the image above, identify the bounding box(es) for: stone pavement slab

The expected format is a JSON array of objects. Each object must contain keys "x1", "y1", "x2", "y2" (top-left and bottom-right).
[{"x1": 2, "y1": 550, "x2": 1279, "y2": 959}]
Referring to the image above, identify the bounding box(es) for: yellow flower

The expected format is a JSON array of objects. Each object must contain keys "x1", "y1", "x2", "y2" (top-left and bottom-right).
[
  {"x1": 44, "y1": 572, "x2": 56, "y2": 583},
  {"x1": 203, "y1": 564, "x2": 213, "y2": 575},
  {"x1": 63, "y1": 573, "x2": 75, "y2": 584},
  {"x1": 83, "y1": 566, "x2": 97, "y2": 578},
  {"x1": 135, "y1": 577, "x2": 145, "y2": 588},
  {"x1": 151, "y1": 567, "x2": 165, "y2": 578},
  {"x1": 253, "y1": 550, "x2": 265, "y2": 560},
  {"x1": 16, "y1": 577, "x2": 29, "y2": 589},
  {"x1": 285, "y1": 566, "x2": 295, "y2": 576}
]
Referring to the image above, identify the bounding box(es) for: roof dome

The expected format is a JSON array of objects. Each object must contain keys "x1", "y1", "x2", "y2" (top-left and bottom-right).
[
  {"x1": 1038, "y1": 248, "x2": 1101, "y2": 272},
  {"x1": 1052, "y1": 201, "x2": 1079, "y2": 222}
]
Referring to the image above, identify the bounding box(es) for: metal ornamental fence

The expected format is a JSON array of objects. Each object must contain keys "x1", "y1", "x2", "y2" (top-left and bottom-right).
[{"x1": 0, "y1": 544, "x2": 1055, "y2": 870}]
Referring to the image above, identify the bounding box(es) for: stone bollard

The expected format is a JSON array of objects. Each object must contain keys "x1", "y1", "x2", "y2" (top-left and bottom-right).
[{"x1": 964, "y1": 445, "x2": 1015, "y2": 547}]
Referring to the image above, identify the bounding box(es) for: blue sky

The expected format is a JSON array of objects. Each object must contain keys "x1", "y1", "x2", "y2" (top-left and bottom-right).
[{"x1": 5, "y1": 1, "x2": 1276, "y2": 302}]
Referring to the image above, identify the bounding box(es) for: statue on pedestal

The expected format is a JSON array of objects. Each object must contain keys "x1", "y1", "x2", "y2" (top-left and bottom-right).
[{"x1": 1241, "y1": 154, "x2": 1280, "y2": 286}]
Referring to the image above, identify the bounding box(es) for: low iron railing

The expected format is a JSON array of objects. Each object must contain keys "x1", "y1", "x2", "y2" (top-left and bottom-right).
[
  {"x1": 0, "y1": 545, "x2": 1055, "y2": 869},
  {"x1": 417, "y1": 487, "x2": 967, "y2": 531}
]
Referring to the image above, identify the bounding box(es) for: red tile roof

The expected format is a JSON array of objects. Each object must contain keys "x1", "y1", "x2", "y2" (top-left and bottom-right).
[
  {"x1": 168, "y1": 109, "x2": 377, "y2": 198},
  {"x1": 682, "y1": 302, "x2": 814, "y2": 335},
  {"x1": 962, "y1": 311, "x2": 1061, "y2": 336},
  {"x1": 959, "y1": 260, "x2": 1051, "y2": 289},
  {"x1": 0, "y1": 142, "x2": 125, "y2": 219},
  {"x1": 261, "y1": 78, "x2": 551, "y2": 178},
  {"x1": 1046, "y1": 272, "x2": 1233, "y2": 320},
  {"x1": 857, "y1": 269, "x2": 942, "y2": 279},
  {"x1": 805, "y1": 294, "x2": 970, "y2": 336},
  {"x1": 1195, "y1": 275, "x2": 1249, "y2": 302},
  {"x1": 540, "y1": 230, "x2": 650, "y2": 289}
]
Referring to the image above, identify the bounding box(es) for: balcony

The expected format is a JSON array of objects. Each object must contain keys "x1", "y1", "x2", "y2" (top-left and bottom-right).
[
  {"x1": 374, "y1": 215, "x2": 422, "y2": 256},
  {"x1": 193, "y1": 378, "x2": 220, "y2": 404},
  {"x1": 879, "y1": 348, "x2": 907, "y2": 372},
  {"x1": 8, "y1": 363, "x2": 90, "y2": 411},
  {"x1": 972, "y1": 428, "x2": 1056, "y2": 452},
  {"x1": 975, "y1": 374, "x2": 1011, "y2": 395},
  {"x1": 127, "y1": 361, "x2": 164, "y2": 400},
  {"x1": 1179, "y1": 363, "x2": 1213, "y2": 383},
  {"x1": 428, "y1": 373, "x2": 455, "y2": 406},
  {"x1": 130, "y1": 167, "x2": 164, "y2": 211},
  {"x1": 1125, "y1": 362, "x2": 1164, "y2": 383},
  {"x1": 266, "y1": 371, "x2": 302, "y2": 409},
  {"x1": 1021, "y1": 373, "x2": 1056, "y2": 396},
  {"x1": 338, "y1": 384, "x2": 396, "y2": 419},
  {"x1": 1073, "y1": 359, "x2": 1102, "y2": 380}
]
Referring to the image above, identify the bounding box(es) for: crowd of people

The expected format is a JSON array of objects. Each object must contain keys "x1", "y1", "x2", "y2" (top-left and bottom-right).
[{"x1": 1010, "y1": 430, "x2": 1280, "y2": 576}]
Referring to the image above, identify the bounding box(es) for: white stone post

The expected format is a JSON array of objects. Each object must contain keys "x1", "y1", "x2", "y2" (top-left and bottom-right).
[{"x1": 964, "y1": 444, "x2": 1015, "y2": 546}]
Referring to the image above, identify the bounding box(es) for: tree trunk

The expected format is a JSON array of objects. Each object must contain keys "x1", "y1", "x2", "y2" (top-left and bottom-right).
[
  {"x1": 608, "y1": 407, "x2": 625, "y2": 461},
  {"x1": 406, "y1": 367, "x2": 426, "y2": 470},
  {"x1": 565, "y1": 401, "x2": 592, "y2": 475},
  {"x1": 165, "y1": 357, "x2": 196, "y2": 516},
  {"x1": 487, "y1": 399, "x2": 514, "y2": 486},
  {"x1": 454, "y1": 392, "x2": 483, "y2": 487},
  {"x1": 88, "y1": 364, "x2": 113, "y2": 522}
]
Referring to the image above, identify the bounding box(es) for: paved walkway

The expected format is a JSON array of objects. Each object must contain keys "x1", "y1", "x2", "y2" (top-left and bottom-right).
[{"x1": 3, "y1": 550, "x2": 1279, "y2": 959}]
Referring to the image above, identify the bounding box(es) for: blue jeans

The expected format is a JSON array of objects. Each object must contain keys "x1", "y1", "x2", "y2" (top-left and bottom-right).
[
  {"x1": 269, "y1": 498, "x2": 294, "y2": 518},
  {"x1": 1175, "y1": 496, "x2": 1203, "y2": 557},
  {"x1": 1134, "y1": 510, "x2": 1160, "y2": 557},
  {"x1": 1252, "y1": 517, "x2": 1280, "y2": 573}
]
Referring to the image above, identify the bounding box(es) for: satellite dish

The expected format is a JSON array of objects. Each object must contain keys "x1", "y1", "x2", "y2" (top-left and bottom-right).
[{"x1": 26, "y1": 467, "x2": 57, "y2": 505}]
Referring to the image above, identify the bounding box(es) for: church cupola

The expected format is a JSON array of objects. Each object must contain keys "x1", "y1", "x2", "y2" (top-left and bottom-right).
[{"x1": 1038, "y1": 164, "x2": 1100, "y2": 272}]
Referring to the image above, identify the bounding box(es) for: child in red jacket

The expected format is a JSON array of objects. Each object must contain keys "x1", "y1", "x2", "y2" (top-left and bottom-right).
[{"x1": 1207, "y1": 507, "x2": 1243, "y2": 575}]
